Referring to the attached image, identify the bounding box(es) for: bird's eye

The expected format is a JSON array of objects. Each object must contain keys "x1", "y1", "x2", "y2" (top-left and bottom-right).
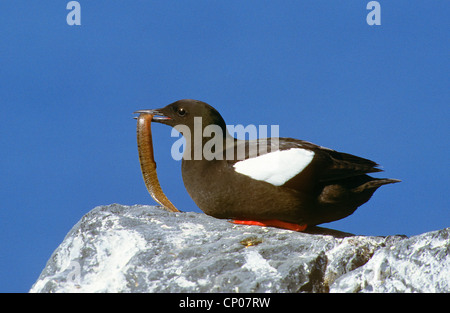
[{"x1": 177, "y1": 108, "x2": 186, "y2": 116}]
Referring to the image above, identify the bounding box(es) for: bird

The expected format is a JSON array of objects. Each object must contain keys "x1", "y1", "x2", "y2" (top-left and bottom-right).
[{"x1": 135, "y1": 99, "x2": 400, "y2": 232}]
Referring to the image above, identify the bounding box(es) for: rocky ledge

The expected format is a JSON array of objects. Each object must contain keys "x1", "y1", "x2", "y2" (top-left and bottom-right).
[{"x1": 30, "y1": 204, "x2": 449, "y2": 293}]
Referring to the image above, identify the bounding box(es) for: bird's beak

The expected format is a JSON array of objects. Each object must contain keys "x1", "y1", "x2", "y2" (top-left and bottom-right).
[{"x1": 133, "y1": 109, "x2": 171, "y2": 121}]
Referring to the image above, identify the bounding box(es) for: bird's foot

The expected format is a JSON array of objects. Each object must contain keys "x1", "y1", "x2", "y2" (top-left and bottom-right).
[{"x1": 230, "y1": 219, "x2": 307, "y2": 232}]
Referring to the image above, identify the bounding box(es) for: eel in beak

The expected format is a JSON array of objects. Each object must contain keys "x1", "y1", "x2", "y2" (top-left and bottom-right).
[{"x1": 135, "y1": 112, "x2": 180, "y2": 212}]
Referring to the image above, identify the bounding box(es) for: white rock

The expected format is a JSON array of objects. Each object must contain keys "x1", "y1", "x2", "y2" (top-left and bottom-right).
[{"x1": 30, "y1": 204, "x2": 450, "y2": 293}]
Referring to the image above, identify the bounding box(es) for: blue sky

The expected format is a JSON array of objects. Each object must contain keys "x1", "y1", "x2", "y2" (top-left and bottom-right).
[{"x1": 0, "y1": 1, "x2": 448, "y2": 292}]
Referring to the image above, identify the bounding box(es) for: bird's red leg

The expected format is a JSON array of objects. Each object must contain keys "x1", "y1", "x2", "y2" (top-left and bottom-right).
[{"x1": 230, "y1": 219, "x2": 307, "y2": 232}]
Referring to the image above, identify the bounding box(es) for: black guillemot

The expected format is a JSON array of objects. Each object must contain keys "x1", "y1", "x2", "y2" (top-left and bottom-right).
[{"x1": 135, "y1": 99, "x2": 400, "y2": 231}]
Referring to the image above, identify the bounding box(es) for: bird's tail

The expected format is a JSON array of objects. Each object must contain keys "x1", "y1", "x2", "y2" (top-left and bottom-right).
[{"x1": 352, "y1": 178, "x2": 401, "y2": 192}]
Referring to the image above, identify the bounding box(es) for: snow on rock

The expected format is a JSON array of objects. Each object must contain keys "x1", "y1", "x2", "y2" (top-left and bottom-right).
[{"x1": 30, "y1": 204, "x2": 450, "y2": 293}]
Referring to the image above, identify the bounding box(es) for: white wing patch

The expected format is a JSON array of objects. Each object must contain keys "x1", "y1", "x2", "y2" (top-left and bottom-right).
[{"x1": 233, "y1": 148, "x2": 315, "y2": 186}]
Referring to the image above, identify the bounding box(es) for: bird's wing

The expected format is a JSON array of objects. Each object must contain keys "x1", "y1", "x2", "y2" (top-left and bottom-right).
[{"x1": 226, "y1": 138, "x2": 382, "y2": 183}]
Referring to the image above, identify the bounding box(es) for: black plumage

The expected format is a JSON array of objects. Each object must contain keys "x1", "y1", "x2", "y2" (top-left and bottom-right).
[{"x1": 136, "y1": 99, "x2": 400, "y2": 229}]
